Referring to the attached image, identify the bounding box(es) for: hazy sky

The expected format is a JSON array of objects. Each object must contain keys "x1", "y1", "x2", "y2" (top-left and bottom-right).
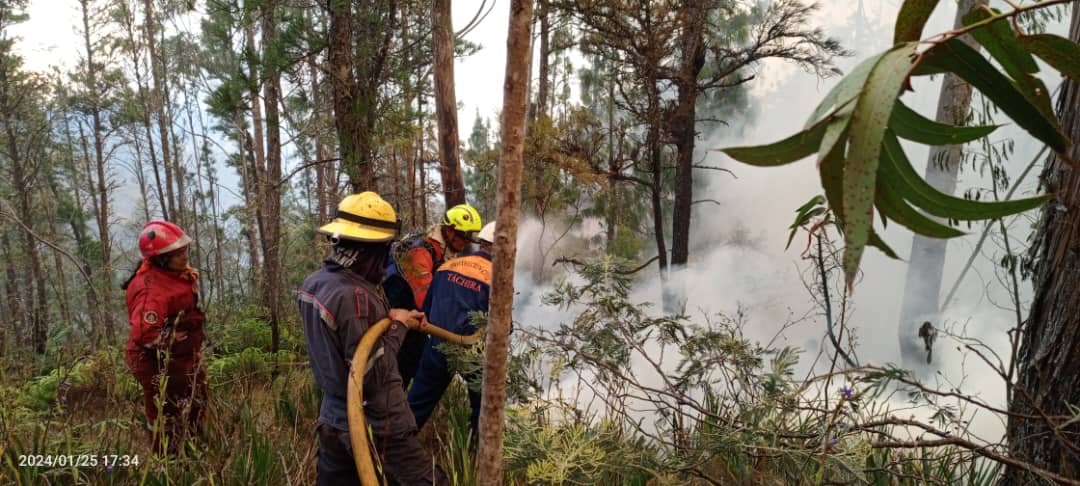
[{"x1": 10, "y1": 0, "x2": 512, "y2": 135}]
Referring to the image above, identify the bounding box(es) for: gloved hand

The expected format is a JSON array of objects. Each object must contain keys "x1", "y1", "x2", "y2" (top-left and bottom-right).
[{"x1": 177, "y1": 308, "x2": 206, "y2": 331}]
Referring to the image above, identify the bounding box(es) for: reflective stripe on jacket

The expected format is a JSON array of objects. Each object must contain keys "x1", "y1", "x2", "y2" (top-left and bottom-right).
[
  {"x1": 422, "y1": 251, "x2": 492, "y2": 343},
  {"x1": 297, "y1": 260, "x2": 414, "y2": 436}
]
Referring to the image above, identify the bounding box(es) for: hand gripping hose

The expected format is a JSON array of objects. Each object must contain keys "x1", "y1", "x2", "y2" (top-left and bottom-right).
[{"x1": 347, "y1": 318, "x2": 483, "y2": 485}]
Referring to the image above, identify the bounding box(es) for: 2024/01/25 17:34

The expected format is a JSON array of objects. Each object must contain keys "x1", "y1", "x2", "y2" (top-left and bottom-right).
[{"x1": 18, "y1": 454, "x2": 140, "y2": 468}]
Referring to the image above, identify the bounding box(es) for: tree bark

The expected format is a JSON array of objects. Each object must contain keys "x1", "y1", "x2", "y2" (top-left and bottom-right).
[
  {"x1": 669, "y1": 2, "x2": 706, "y2": 271},
  {"x1": 119, "y1": 0, "x2": 166, "y2": 220},
  {"x1": 477, "y1": 0, "x2": 533, "y2": 482},
  {"x1": 260, "y1": 0, "x2": 283, "y2": 354},
  {"x1": 79, "y1": 0, "x2": 115, "y2": 344},
  {"x1": 0, "y1": 230, "x2": 23, "y2": 350},
  {"x1": 0, "y1": 57, "x2": 48, "y2": 354},
  {"x1": 1003, "y1": 3, "x2": 1080, "y2": 482},
  {"x1": 898, "y1": 0, "x2": 983, "y2": 371},
  {"x1": 433, "y1": 0, "x2": 466, "y2": 206},
  {"x1": 644, "y1": 61, "x2": 670, "y2": 309},
  {"x1": 530, "y1": 0, "x2": 550, "y2": 122},
  {"x1": 143, "y1": 0, "x2": 176, "y2": 222}
]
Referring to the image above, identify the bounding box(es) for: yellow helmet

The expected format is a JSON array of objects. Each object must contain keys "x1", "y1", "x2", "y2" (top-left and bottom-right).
[
  {"x1": 318, "y1": 192, "x2": 400, "y2": 243},
  {"x1": 442, "y1": 204, "x2": 482, "y2": 233}
]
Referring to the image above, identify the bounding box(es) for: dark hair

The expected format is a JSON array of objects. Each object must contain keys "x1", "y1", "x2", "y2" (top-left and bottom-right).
[{"x1": 119, "y1": 255, "x2": 169, "y2": 290}]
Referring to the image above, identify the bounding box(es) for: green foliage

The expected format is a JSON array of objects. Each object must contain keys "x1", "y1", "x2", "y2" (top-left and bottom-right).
[
  {"x1": 209, "y1": 305, "x2": 306, "y2": 355},
  {"x1": 894, "y1": 0, "x2": 940, "y2": 44},
  {"x1": 505, "y1": 407, "x2": 657, "y2": 485},
  {"x1": 722, "y1": 1, "x2": 1076, "y2": 288},
  {"x1": 502, "y1": 257, "x2": 1002, "y2": 484},
  {"x1": 1, "y1": 337, "x2": 318, "y2": 484},
  {"x1": 206, "y1": 347, "x2": 298, "y2": 385}
]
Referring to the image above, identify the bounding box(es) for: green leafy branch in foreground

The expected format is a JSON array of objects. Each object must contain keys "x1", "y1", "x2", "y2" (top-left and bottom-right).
[{"x1": 719, "y1": 0, "x2": 1080, "y2": 290}]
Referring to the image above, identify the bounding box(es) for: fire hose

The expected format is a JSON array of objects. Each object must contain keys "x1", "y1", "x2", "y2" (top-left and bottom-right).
[{"x1": 346, "y1": 317, "x2": 483, "y2": 485}]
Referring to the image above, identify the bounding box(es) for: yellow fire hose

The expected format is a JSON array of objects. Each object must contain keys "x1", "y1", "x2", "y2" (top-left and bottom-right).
[{"x1": 346, "y1": 317, "x2": 483, "y2": 485}]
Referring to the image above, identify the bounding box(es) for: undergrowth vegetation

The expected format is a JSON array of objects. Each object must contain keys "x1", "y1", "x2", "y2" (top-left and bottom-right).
[{"x1": 1, "y1": 260, "x2": 1010, "y2": 484}]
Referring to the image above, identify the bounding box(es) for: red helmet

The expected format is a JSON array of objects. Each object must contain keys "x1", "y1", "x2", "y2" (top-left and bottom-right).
[{"x1": 138, "y1": 220, "x2": 191, "y2": 258}]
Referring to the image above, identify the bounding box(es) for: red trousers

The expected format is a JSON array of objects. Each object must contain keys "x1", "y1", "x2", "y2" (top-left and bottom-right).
[{"x1": 126, "y1": 348, "x2": 208, "y2": 454}]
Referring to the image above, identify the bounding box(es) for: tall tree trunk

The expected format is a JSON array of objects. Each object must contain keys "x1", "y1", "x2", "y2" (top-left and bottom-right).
[
  {"x1": 61, "y1": 118, "x2": 105, "y2": 340},
  {"x1": 532, "y1": 0, "x2": 550, "y2": 122},
  {"x1": 165, "y1": 77, "x2": 186, "y2": 226},
  {"x1": 669, "y1": 3, "x2": 707, "y2": 273},
  {"x1": 605, "y1": 75, "x2": 618, "y2": 253},
  {"x1": 644, "y1": 62, "x2": 670, "y2": 309},
  {"x1": 1, "y1": 230, "x2": 23, "y2": 350},
  {"x1": 306, "y1": 38, "x2": 331, "y2": 222},
  {"x1": 477, "y1": 1, "x2": 533, "y2": 482},
  {"x1": 42, "y1": 191, "x2": 71, "y2": 329},
  {"x1": 327, "y1": 0, "x2": 363, "y2": 191},
  {"x1": 898, "y1": 0, "x2": 982, "y2": 370},
  {"x1": 0, "y1": 70, "x2": 47, "y2": 353},
  {"x1": 234, "y1": 116, "x2": 262, "y2": 297},
  {"x1": 244, "y1": 20, "x2": 267, "y2": 193},
  {"x1": 143, "y1": 0, "x2": 176, "y2": 221},
  {"x1": 432, "y1": 0, "x2": 466, "y2": 206},
  {"x1": 1003, "y1": 3, "x2": 1080, "y2": 482},
  {"x1": 131, "y1": 134, "x2": 152, "y2": 221},
  {"x1": 260, "y1": 0, "x2": 283, "y2": 354},
  {"x1": 15, "y1": 177, "x2": 46, "y2": 352},
  {"x1": 80, "y1": 0, "x2": 114, "y2": 343},
  {"x1": 119, "y1": 0, "x2": 166, "y2": 220}
]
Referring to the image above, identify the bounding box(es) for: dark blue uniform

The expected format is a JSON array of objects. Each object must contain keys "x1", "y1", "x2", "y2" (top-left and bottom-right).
[
  {"x1": 407, "y1": 251, "x2": 491, "y2": 432},
  {"x1": 298, "y1": 259, "x2": 446, "y2": 486}
]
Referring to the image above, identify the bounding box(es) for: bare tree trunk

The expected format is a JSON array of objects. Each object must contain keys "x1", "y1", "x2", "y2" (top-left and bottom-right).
[
  {"x1": 261, "y1": 0, "x2": 284, "y2": 354},
  {"x1": 10, "y1": 146, "x2": 47, "y2": 354},
  {"x1": 605, "y1": 76, "x2": 618, "y2": 253},
  {"x1": 130, "y1": 133, "x2": 151, "y2": 222},
  {"x1": 79, "y1": 0, "x2": 115, "y2": 344},
  {"x1": 119, "y1": 0, "x2": 166, "y2": 219},
  {"x1": 165, "y1": 77, "x2": 186, "y2": 226},
  {"x1": 898, "y1": 0, "x2": 982, "y2": 370},
  {"x1": 60, "y1": 118, "x2": 105, "y2": 340},
  {"x1": 644, "y1": 62, "x2": 670, "y2": 310},
  {"x1": 327, "y1": 0, "x2": 360, "y2": 191},
  {"x1": 143, "y1": 0, "x2": 176, "y2": 221},
  {"x1": 1, "y1": 230, "x2": 23, "y2": 349},
  {"x1": 306, "y1": 38, "x2": 331, "y2": 222},
  {"x1": 1003, "y1": 3, "x2": 1080, "y2": 482},
  {"x1": 669, "y1": 4, "x2": 705, "y2": 269},
  {"x1": 532, "y1": 0, "x2": 550, "y2": 122},
  {"x1": 235, "y1": 121, "x2": 262, "y2": 297},
  {"x1": 432, "y1": 0, "x2": 466, "y2": 206},
  {"x1": 477, "y1": 1, "x2": 533, "y2": 482}
]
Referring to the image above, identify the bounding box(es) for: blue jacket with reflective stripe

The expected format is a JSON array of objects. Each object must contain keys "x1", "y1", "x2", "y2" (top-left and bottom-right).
[
  {"x1": 297, "y1": 260, "x2": 413, "y2": 436},
  {"x1": 421, "y1": 251, "x2": 492, "y2": 344}
]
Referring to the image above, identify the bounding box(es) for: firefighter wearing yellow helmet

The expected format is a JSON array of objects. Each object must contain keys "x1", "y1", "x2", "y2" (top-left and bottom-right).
[
  {"x1": 298, "y1": 192, "x2": 449, "y2": 485},
  {"x1": 383, "y1": 203, "x2": 483, "y2": 389}
]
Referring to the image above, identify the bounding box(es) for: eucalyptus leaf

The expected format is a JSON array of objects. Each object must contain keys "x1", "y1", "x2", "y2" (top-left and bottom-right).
[
  {"x1": 890, "y1": 101, "x2": 998, "y2": 145},
  {"x1": 880, "y1": 132, "x2": 1050, "y2": 219},
  {"x1": 964, "y1": 8, "x2": 1054, "y2": 120},
  {"x1": 894, "y1": 0, "x2": 941, "y2": 44},
  {"x1": 918, "y1": 38, "x2": 1069, "y2": 155},
  {"x1": 805, "y1": 54, "x2": 879, "y2": 129},
  {"x1": 1019, "y1": 33, "x2": 1080, "y2": 81},
  {"x1": 875, "y1": 181, "x2": 965, "y2": 238},
  {"x1": 720, "y1": 114, "x2": 832, "y2": 166},
  {"x1": 842, "y1": 42, "x2": 918, "y2": 289}
]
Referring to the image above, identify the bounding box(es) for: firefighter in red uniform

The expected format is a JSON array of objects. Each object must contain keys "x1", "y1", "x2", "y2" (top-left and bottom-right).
[{"x1": 122, "y1": 220, "x2": 208, "y2": 455}]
